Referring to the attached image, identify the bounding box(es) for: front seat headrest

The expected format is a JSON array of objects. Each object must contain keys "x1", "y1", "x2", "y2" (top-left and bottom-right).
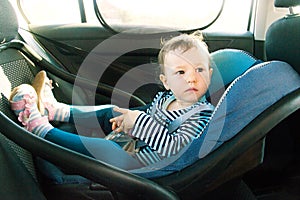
[
  {"x1": 275, "y1": 0, "x2": 300, "y2": 7},
  {"x1": 0, "y1": 0, "x2": 19, "y2": 43},
  {"x1": 265, "y1": 0, "x2": 300, "y2": 73}
]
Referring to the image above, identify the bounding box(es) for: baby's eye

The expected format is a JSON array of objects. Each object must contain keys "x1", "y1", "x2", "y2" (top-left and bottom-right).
[
  {"x1": 196, "y1": 68, "x2": 204, "y2": 73},
  {"x1": 176, "y1": 70, "x2": 185, "y2": 75}
]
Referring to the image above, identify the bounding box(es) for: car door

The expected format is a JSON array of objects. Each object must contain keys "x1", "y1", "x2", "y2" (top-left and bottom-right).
[{"x1": 15, "y1": 0, "x2": 257, "y2": 104}]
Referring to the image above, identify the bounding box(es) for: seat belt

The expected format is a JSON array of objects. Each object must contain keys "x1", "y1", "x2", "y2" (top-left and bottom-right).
[
  {"x1": 136, "y1": 92, "x2": 213, "y2": 148},
  {"x1": 150, "y1": 91, "x2": 213, "y2": 133},
  {"x1": 167, "y1": 104, "x2": 214, "y2": 134}
]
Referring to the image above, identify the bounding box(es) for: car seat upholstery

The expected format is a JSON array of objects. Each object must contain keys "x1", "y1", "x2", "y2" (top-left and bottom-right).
[
  {"x1": 207, "y1": 49, "x2": 260, "y2": 105},
  {"x1": 1, "y1": 0, "x2": 300, "y2": 200}
]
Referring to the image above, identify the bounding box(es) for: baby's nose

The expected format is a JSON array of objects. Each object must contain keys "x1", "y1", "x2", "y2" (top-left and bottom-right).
[{"x1": 186, "y1": 71, "x2": 197, "y2": 83}]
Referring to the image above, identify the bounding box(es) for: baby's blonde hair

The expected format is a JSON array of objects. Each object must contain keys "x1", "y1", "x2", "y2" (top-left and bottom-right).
[{"x1": 158, "y1": 31, "x2": 210, "y2": 74}]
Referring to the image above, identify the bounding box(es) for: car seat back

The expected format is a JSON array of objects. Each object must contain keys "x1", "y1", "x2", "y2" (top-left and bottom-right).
[
  {"x1": 0, "y1": 1, "x2": 47, "y2": 199},
  {"x1": 0, "y1": 0, "x2": 37, "y2": 180}
]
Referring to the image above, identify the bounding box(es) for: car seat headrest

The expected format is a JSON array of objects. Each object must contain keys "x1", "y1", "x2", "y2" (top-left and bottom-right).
[
  {"x1": 207, "y1": 49, "x2": 258, "y2": 104},
  {"x1": 210, "y1": 49, "x2": 257, "y2": 87},
  {"x1": 275, "y1": 0, "x2": 300, "y2": 8},
  {"x1": 0, "y1": 0, "x2": 19, "y2": 43},
  {"x1": 265, "y1": 1, "x2": 300, "y2": 73}
]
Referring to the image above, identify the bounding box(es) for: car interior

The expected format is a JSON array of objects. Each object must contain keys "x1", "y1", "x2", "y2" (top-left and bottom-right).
[{"x1": 0, "y1": 0, "x2": 299, "y2": 199}]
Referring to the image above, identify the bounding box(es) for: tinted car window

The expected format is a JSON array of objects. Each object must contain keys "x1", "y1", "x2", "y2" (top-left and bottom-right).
[
  {"x1": 19, "y1": 0, "x2": 254, "y2": 32},
  {"x1": 96, "y1": 0, "x2": 224, "y2": 31}
]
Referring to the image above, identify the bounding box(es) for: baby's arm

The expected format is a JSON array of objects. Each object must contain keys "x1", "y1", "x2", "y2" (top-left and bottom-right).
[
  {"x1": 130, "y1": 110, "x2": 213, "y2": 157},
  {"x1": 109, "y1": 107, "x2": 143, "y2": 134}
]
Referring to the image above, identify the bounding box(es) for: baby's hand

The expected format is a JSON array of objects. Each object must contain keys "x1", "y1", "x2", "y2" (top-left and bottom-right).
[
  {"x1": 109, "y1": 107, "x2": 142, "y2": 134},
  {"x1": 110, "y1": 111, "x2": 124, "y2": 132}
]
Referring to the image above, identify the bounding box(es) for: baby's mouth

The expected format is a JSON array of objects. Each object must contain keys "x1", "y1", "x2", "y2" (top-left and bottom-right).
[{"x1": 186, "y1": 87, "x2": 198, "y2": 92}]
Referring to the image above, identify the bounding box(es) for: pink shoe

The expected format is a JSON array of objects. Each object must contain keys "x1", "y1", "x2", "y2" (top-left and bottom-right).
[
  {"x1": 10, "y1": 84, "x2": 53, "y2": 137},
  {"x1": 32, "y1": 70, "x2": 70, "y2": 122}
]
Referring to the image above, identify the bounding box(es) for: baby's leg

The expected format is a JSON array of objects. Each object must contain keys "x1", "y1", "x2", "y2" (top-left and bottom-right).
[
  {"x1": 45, "y1": 128, "x2": 143, "y2": 170},
  {"x1": 69, "y1": 105, "x2": 118, "y2": 134}
]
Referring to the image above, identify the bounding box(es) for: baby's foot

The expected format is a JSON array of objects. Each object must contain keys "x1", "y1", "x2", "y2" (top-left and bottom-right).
[
  {"x1": 10, "y1": 84, "x2": 53, "y2": 137},
  {"x1": 32, "y1": 70, "x2": 70, "y2": 122}
]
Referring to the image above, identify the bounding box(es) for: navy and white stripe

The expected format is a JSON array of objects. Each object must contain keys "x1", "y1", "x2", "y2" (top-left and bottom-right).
[{"x1": 131, "y1": 91, "x2": 214, "y2": 166}]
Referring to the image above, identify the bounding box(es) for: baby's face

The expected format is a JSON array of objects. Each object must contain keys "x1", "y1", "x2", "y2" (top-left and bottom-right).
[{"x1": 160, "y1": 46, "x2": 212, "y2": 107}]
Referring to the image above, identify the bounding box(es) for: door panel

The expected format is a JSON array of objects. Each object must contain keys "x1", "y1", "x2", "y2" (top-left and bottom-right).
[
  {"x1": 27, "y1": 24, "x2": 255, "y2": 70},
  {"x1": 22, "y1": 24, "x2": 255, "y2": 103}
]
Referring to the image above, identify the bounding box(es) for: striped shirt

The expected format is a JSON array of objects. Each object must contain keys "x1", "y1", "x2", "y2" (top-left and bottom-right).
[{"x1": 131, "y1": 91, "x2": 214, "y2": 166}]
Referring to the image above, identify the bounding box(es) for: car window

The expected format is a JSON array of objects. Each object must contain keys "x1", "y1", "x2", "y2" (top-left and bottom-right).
[
  {"x1": 95, "y1": 0, "x2": 252, "y2": 32},
  {"x1": 19, "y1": 0, "x2": 81, "y2": 24},
  {"x1": 95, "y1": 0, "x2": 224, "y2": 31},
  {"x1": 19, "y1": 0, "x2": 254, "y2": 32}
]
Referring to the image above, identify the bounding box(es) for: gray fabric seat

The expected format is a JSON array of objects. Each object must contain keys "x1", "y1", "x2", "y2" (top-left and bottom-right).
[
  {"x1": 265, "y1": 0, "x2": 300, "y2": 71},
  {"x1": 0, "y1": 1, "x2": 47, "y2": 199}
]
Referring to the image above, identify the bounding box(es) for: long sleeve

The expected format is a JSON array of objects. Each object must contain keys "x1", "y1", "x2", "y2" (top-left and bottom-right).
[{"x1": 131, "y1": 108, "x2": 213, "y2": 157}]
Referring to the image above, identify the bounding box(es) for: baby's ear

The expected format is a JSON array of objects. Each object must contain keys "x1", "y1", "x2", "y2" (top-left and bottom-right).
[
  {"x1": 210, "y1": 67, "x2": 213, "y2": 77},
  {"x1": 159, "y1": 74, "x2": 169, "y2": 90}
]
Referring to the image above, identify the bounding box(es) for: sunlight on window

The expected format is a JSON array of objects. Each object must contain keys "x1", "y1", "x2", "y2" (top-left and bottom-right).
[
  {"x1": 97, "y1": 0, "x2": 252, "y2": 32},
  {"x1": 293, "y1": 6, "x2": 300, "y2": 13},
  {"x1": 20, "y1": 0, "x2": 81, "y2": 24},
  {"x1": 19, "y1": 0, "x2": 254, "y2": 32},
  {"x1": 97, "y1": 0, "x2": 224, "y2": 30},
  {"x1": 206, "y1": 0, "x2": 252, "y2": 32}
]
